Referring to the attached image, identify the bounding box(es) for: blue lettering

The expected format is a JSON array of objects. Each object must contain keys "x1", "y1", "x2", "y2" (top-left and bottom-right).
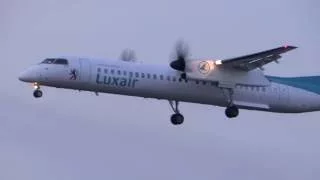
[
  {"x1": 96, "y1": 71, "x2": 139, "y2": 88},
  {"x1": 96, "y1": 73, "x2": 103, "y2": 84}
]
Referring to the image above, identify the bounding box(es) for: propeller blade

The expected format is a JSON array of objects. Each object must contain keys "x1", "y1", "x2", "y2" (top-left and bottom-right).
[
  {"x1": 170, "y1": 60, "x2": 185, "y2": 71},
  {"x1": 120, "y1": 49, "x2": 136, "y2": 62},
  {"x1": 170, "y1": 40, "x2": 189, "y2": 71}
]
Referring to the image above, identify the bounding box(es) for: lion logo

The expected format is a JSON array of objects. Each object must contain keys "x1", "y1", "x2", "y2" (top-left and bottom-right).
[{"x1": 69, "y1": 69, "x2": 78, "y2": 80}]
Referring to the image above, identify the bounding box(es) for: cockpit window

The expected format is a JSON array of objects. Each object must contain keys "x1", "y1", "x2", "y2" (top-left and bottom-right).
[
  {"x1": 41, "y1": 58, "x2": 68, "y2": 65},
  {"x1": 41, "y1": 58, "x2": 56, "y2": 64},
  {"x1": 54, "y1": 58, "x2": 68, "y2": 65}
]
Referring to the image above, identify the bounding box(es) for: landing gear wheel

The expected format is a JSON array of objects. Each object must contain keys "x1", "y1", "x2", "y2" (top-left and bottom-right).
[
  {"x1": 169, "y1": 100, "x2": 184, "y2": 125},
  {"x1": 225, "y1": 105, "x2": 239, "y2": 118},
  {"x1": 33, "y1": 90, "x2": 43, "y2": 98},
  {"x1": 170, "y1": 113, "x2": 184, "y2": 125}
]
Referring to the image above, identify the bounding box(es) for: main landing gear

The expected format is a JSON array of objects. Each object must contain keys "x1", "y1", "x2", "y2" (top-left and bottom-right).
[
  {"x1": 222, "y1": 88, "x2": 239, "y2": 119},
  {"x1": 225, "y1": 105, "x2": 239, "y2": 118},
  {"x1": 33, "y1": 83, "x2": 43, "y2": 98},
  {"x1": 169, "y1": 100, "x2": 184, "y2": 125}
]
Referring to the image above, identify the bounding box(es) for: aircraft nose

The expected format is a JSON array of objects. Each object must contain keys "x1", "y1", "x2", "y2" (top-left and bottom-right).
[{"x1": 18, "y1": 68, "x2": 38, "y2": 82}]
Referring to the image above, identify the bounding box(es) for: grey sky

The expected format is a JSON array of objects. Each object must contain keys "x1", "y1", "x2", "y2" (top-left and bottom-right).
[{"x1": 1, "y1": 0, "x2": 320, "y2": 179}]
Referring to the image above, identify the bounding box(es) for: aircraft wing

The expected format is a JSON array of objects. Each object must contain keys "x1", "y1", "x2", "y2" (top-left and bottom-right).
[{"x1": 219, "y1": 46, "x2": 297, "y2": 71}]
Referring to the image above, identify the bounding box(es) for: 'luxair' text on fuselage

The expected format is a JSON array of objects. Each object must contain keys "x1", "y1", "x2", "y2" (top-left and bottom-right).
[{"x1": 95, "y1": 69, "x2": 139, "y2": 88}]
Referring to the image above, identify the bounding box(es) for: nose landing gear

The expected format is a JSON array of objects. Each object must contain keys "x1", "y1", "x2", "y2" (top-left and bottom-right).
[
  {"x1": 33, "y1": 83, "x2": 43, "y2": 98},
  {"x1": 170, "y1": 113, "x2": 184, "y2": 125},
  {"x1": 33, "y1": 89, "x2": 43, "y2": 98}
]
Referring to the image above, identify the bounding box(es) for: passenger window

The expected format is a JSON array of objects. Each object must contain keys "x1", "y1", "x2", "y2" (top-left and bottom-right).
[
  {"x1": 97, "y1": 68, "x2": 101, "y2": 72},
  {"x1": 167, "y1": 76, "x2": 171, "y2": 81},
  {"x1": 104, "y1": 69, "x2": 108, "y2": 74},
  {"x1": 123, "y1": 71, "x2": 127, "y2": 76},
  {"x1": 172, "y1": 77, "x2": 176, "y2": 82},
  {"x1": 262, "y1": 87, "x2": 266, "y2": 92},
  {"x1": 153, "y1": 74, "x2": 157, "y2": 80},
  {"x1": 135, "y1": 72, "x2": 139, "y2": 78},
  {"x1": 117, "y1": 70, "x2": 121, "y2": 75},
  {"x1": 202, "y1": 81, "x2": 207, "y2": 85},
  {"x1": 160, "y1": 75, "x2": 164, "y2": 80},
  {"x1": 196, "y1": 80, "x2": 199, "y2": 84},
  {"x1": 129, "y1": 72, "x2": 133, "y2": 77},
  {"x1": 54, "y1": 58, "x2": 68, "y2": 65},
  {"x1": 111, "y1": 69, "x2": 115, "y2": 74},
  {"x1": 147, "y1": 73, "x2": 151, "y2": 79},
  {"x1": 141, "y1": 73, "x2": 145, "y2": 78}
]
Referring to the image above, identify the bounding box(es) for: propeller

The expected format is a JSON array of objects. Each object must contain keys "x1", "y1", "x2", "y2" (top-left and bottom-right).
[
  {"x1": 120, "y1": 49, "x2": 136, "y2": 62},
  {"x1": 170, "y1": 40, "x2": 190, "y2": 72}
]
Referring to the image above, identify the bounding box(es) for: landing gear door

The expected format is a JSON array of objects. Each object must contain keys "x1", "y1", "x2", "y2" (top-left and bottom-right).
[{"x1": 79, "y1": 58, "x2": 91, "y2": 83}]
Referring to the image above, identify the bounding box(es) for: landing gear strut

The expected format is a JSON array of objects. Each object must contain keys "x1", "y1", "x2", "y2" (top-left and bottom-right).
[
  {"x1": 169, "y1": 100, "x2": 184, "y2": 125},
  {"x1": 221, "y1": 88, "x2": 239, "y2": 118},
  {"x1": 33, "y1": 83, "x2": 43, "y2": 98}
]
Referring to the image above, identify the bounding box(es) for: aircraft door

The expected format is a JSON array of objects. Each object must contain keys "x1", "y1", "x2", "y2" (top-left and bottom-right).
[
  {"x1": 279, "y1": 85, "x2": 289, "y2": 104},
  {"x1": 79, "y1": 58, "x2": 91, "y2": 83}
]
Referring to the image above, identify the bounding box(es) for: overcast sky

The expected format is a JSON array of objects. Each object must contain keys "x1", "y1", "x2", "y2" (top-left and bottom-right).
[{"x1": 1, "y1": 0, "x2": 320, "y2": 179}]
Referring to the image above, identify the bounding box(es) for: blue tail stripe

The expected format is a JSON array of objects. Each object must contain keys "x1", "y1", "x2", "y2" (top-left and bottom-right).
[{"x1": 266, "y1": 76, "x2": 320, "y2": 95}]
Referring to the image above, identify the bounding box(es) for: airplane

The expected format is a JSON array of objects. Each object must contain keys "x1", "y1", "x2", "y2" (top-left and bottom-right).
[{"x1": 19, "y1": 43, "x2": 320, "y2": 125}]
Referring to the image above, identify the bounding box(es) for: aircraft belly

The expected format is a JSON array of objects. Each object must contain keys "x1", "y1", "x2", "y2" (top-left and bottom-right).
[{"x1": 91, "y1": 80, "x2": 320, "y2": 113}]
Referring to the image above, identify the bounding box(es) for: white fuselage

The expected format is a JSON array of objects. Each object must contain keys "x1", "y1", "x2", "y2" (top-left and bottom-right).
[{"x1": 19, "y1": 57, "x2": 320, "y2": 113}]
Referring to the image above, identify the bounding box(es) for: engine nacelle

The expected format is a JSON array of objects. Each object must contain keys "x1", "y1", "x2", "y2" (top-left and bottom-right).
[{"x1": 184, "y1": 59, "x2": 270, "y2": 87}]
